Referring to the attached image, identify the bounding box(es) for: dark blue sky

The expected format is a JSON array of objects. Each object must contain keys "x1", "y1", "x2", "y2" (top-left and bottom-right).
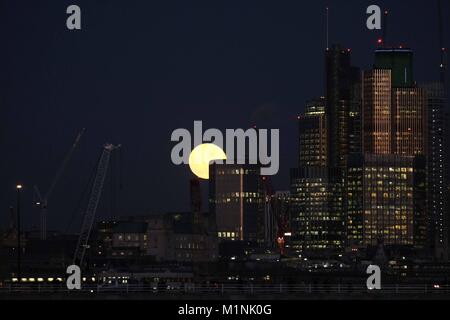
[{"x1": 0, "y1": 0, "x2": 448, "y2": 231}]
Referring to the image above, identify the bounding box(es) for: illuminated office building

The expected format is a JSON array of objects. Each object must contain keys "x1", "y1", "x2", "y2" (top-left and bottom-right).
[
  {"x1": 298, "y1": 97, "x2": 327, "y2": 167},
  {"x1": 365, "y1": 48, "x2": 426, "y2": 156},
  {"x1": 209, "y1": 164, "x2": 264, "y2": 243},
  {"x1": 392, "y1": 87, "x2": 426, "y2": 155},
  {"x1": 294, "y1": 94, "x2": 343, "y2": 253},
  {"x1": 290, "y1": 167, "x2": 342, "y2": 252},
  {"x1": 346, "y1": 154, "x2": 426, "y2": 248},
  {"x1": 305, "y1": 96, "x2": 326, "y2": 115},
  {"x1": 362, "y1": 69, "x2": 392, "y2": 154},
  {"x1": 357, "y1": 47, "x2": 429, "y2": 252}
]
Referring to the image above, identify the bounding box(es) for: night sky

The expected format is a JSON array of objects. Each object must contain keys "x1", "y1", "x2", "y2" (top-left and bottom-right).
[{"x1": 0, "y1": 0, "x2": 448, "y2": 231}]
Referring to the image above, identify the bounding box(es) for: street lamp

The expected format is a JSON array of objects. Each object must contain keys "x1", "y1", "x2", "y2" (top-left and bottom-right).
[{"x1": 16, "y1": 184, "x2": 22, "y2": 282}]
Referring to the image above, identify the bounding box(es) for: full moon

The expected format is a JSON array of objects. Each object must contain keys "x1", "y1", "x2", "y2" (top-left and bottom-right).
[{"x1": 188, "y1": 143, "x2": 227, "y2": 179}]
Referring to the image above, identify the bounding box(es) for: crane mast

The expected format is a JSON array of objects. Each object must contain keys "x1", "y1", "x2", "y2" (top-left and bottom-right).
[
  {"x1": 34, "y1": 128, "x2": 85, "y2": 240},
  {"x1": 73, "y1": 143, "x2": 120, "y2": 267}
]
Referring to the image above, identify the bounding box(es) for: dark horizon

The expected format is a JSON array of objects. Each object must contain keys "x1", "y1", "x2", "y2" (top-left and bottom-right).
[{"x1": 1, "y1": 0, "x2": 449, "y2": 232}]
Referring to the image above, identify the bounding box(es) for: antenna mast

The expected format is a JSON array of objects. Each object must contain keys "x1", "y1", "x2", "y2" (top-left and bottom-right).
[
  {"x1": 438, "y1": 0, "x2": 446, "y2": 84},
  {"x1": 326, "y1": 6, "x2": 329, "y2": 50},
  {"x1": 383, "y1": 10, "x2": 388, "y2": 47}
]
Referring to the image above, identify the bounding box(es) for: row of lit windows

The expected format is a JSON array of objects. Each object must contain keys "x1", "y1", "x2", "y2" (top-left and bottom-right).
[
  {"x1": 177, "y1": 243, "x2": 201, "y2": 249},
  {"x1": 218, "y1": 192, "x2": 259, "y2": 197},
  {"x1": 216, "y1": 169, "x2": 256, "y2": 175},
  {"x1": 218, "y1": 231, "x2": 238, "y2": 240},
  {"x1": 365, "y1": 167, "x2": 413, "y2": 172},
  {"x1": 364, "y1": 186, "x2": 412, "y2": 191},
  {"x1": 300, "y1": 150, "x2": 325, "y2": 155},
  {"x1": 368, "y1": 192, "x2": 412, "y2": 198},
  {"x1": 116, "y1": 234, "x2": 147, "y2": 241},
  {"x1": 365, "y1": 224, "x2": 408, "y2": 230},
  {"x1": 214, "y1": 198, "x2": 262, "y2": 204},
  {"x1": 300, "y1": 133, "x2": 323, "y2": 139},
  {"x1": 294, "y1": 181, "x2": 326, "y2": 186}
]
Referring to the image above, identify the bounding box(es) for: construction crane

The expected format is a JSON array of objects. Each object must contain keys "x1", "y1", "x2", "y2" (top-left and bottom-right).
[
  {"x1": 33, "y1": 128, "x2": 85, "y2": 240},
  {"x1": 73, "y1": 143, "x2": 121, "y2": 267}
]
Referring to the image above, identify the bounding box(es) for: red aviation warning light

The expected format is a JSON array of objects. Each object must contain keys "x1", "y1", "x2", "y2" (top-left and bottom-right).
[{"x1": 277, "y1": 236, "x2": 285, "y2": 256}]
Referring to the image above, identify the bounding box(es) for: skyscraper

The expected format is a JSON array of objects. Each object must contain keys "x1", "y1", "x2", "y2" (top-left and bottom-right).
[
  {"x1": 357, "y1": 47, "x2": 428, "y2": 253},
  {"x1": 323, "y1": 45, "x2": 361, "y2": 254},
  {"x1": 292, "y1": 93, "x2": 344, "y2": 255},
  {"x1": 423, "y1": 83, "x2": 448, "y2": 259},
  {"x1": 365, "y1": 48, "x2": 426, "y2": 156},
  {"x1": 325, "y1": 44, "x2": 352, "y2": 168}
]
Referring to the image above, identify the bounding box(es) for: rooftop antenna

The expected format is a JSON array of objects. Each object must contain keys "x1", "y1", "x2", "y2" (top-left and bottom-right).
[
  {"x1": 326, "y1": 6, "x2": 329, "y2": 50},
  {"x1": 438, "y1": 0, "x2": 446, "y2": 84},
  {"x1": 383, "y1": 9, "x2": 388, "y2": 47}
]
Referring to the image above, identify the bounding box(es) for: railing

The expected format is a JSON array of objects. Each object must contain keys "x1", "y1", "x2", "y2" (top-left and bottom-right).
[{"x1": 1, "y1": 283, "x2": 449, "y2": 296}]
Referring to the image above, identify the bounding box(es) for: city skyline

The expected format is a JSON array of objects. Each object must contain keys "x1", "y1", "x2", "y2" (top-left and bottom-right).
[
  {"x1": 2, "y1": 1, "x2": 450, "y2": 302},
  {"x1": 0, "y1": 0, "x2": 448, "y2": 229}
]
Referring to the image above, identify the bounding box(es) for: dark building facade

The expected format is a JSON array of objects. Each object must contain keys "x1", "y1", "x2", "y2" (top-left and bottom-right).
[
  {"x1": 263, "y1": 190, "x2": 291, "y2": 252},
  {"x1": 423, "y1": 83, "x2": 448, "y2": 259},
  {"x1": 374, "y1": 48, "x2": 414, "y2": 88},
  {"x1": 349, "y1": 69, "x2": 363, "y2": 155},
  {"x1": 325, "y1": 45, "x2": 360, "y2": 168},
  {"x1": 323, "y1": 45, "x2": 361, "y2": 253},
  {"x1": 209, "y1": 163, "x2": 264, "y2": 244}
]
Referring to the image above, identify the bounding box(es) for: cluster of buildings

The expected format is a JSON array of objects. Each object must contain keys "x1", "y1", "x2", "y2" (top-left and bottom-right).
[
  {"x1": 89, "y1": 211, "x2": 217, "y2": 265},
  {"x1": 210, "y1": 45, "x2": 449, "y2": 262}
]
